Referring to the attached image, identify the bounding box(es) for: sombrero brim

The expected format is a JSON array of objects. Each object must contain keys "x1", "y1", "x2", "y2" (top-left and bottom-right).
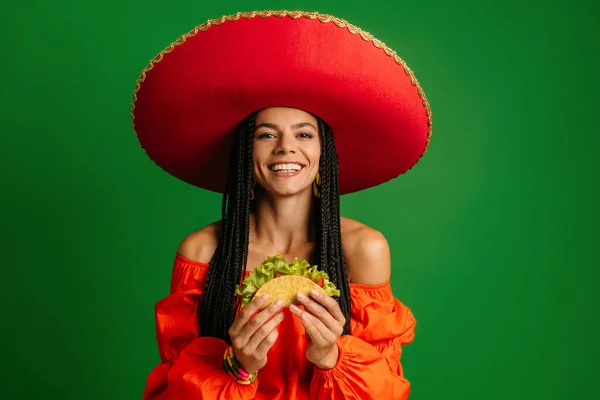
[{"x1": 131, "y1": 10, "x2": 433, "y2": 194}]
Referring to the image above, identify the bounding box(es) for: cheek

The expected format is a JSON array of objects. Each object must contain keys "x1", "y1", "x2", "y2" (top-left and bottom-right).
[
  {"x1": 252, "y1": 145, "x2": 272, "y2": 178},
  {"x1": 308, "y1": 144, "x2": 322, "y2": 165},
  {"x1": 252, "y1": 145, "x2": 266, "y2": 165}
]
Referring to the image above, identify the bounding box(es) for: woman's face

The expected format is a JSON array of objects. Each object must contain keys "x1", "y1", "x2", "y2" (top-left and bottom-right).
[{"x1": 252, "y1": 107, "x2": 321, "y2": 198}]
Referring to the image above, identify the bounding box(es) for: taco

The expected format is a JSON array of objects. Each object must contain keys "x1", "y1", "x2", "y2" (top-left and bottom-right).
[{"x1": 235, "y1": 255, "x2": 340, "y2": 308}]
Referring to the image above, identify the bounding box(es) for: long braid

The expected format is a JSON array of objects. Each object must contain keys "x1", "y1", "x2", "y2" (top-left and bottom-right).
[
  {"x1": 199, "y1": 112, "x2": 352, "y2": 342},
  {"x1": 199, "y1": 113, "x2": 256, "y2": 342},
  {"x1": 317, "y1": 119, "x2": 352, "y2": 334}
]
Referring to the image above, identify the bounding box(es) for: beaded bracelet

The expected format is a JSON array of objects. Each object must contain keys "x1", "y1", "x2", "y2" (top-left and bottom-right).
[{"x1": 223, "y1": 346, "x2": 258, "y2": 385}]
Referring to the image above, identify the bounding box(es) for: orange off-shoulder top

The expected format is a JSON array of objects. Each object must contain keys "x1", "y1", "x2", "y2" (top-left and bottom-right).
[{"x1": 142, "y1": 253, "x2": 416, "y2": 400}]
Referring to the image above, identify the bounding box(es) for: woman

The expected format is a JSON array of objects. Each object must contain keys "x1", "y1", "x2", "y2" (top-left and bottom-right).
[{"x1": 132, "y1": 10, "x2": 432, "y2": 400}]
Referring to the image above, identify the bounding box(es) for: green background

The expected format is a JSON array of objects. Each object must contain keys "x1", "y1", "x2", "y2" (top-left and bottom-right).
[{"x1": 1, "y1": 0, "x2": 598, "y2": 399}]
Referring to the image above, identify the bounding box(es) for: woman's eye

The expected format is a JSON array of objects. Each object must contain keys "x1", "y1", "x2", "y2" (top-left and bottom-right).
[
  {"x1": 298, "y1": 133, "x2": 313, "y2": 139},
  {"x1": 258, "y1": 133, "x2": 276, "y2": 139}
]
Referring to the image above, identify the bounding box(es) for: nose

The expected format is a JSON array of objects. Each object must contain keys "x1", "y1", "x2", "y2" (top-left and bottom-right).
[{"x1": 274, "y1": 133, "x2": 296, "y2": 154}]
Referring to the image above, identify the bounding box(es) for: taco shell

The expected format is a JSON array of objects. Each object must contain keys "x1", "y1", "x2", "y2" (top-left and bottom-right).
[{"x1": 254, "y1": 275, "x2": 326, "y2": 308}]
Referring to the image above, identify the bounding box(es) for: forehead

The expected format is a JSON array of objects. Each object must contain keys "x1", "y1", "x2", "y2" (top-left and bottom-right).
[{"x1": 255, "y1": 107, "x2": 318, "y2": 126}]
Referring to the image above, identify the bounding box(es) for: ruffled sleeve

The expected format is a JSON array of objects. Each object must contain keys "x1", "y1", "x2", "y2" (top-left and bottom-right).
[
  {"x1": 309, "y1": 282, "x2": 416, "y2": 400},
  {"x1": 142, "y1": 254, "x2": 258, "y2": 400}
]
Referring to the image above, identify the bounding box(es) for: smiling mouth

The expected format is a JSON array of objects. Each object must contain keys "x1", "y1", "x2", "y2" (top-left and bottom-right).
[{"x1": 268, "y1": 163, "x2": 305, "y2": 173}]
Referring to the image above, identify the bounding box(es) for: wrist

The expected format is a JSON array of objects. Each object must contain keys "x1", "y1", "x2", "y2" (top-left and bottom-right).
[
  {"x1": 224, "y1": 346, "x2": 258, "y2": 385},
  {"x1": 232, "y1": 347, "x2": 258, "y2": 375},
  {"x1": 314, "y1": 344, "x2": 340, "y2": 370}
]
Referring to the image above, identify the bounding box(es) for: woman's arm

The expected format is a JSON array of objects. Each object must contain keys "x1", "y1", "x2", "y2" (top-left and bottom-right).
[
  {"x1": 306, "y1": 223, "x2": 415, "y2": 399},
  {"x1": 143, "y1": 227, "x2": 261, "y2": 399}
]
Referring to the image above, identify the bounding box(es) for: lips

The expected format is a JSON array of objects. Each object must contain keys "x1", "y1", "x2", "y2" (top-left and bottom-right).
[{"x1": 268, "y1": 162, "x2": 305, "y2": 172}]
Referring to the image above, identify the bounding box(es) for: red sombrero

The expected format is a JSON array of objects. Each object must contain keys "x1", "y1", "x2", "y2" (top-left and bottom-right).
[{"x1": 131, "y1": 10, "x2": 433, "y2": 194}]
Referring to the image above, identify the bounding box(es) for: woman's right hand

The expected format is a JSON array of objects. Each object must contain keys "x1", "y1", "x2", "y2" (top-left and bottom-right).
[{"x1": 228, "y1": 295, "x2": 284, "y2": 374}]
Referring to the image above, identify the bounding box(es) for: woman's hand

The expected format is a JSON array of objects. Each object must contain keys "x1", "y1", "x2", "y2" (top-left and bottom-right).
[
  {"x1": 290, "y1": 289, "x2": 346, "y2": 369},
  {"x1": 228, "y1": 295, "x2": 284, "y2": 374}
]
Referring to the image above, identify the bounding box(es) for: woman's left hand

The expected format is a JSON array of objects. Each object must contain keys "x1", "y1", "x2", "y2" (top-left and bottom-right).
[{"x1": 290, "y1": 289, "x2": 346, "y2": 369}]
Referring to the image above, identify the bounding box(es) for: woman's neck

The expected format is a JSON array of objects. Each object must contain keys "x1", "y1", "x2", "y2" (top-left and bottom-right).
[{"x1": 250, "y1": 192, "x2": 315, "y2": 252}]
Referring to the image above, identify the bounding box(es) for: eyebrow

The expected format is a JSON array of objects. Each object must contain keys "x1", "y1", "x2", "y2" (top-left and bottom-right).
[{"x1": 255, "y1": 122, "x2": 318, "y2": 132}]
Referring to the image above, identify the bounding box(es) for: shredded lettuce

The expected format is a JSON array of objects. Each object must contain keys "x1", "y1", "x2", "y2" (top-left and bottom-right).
[{"x1": 235, "y1": 254, "x2": 340, "y2": 307}]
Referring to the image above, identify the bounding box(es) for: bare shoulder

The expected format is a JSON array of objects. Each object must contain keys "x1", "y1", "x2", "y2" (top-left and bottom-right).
[
  {"x1": 340, "y1": 216, "x2": 391, "y2": 285},
  {"x1": 177, "y1": 220, "x2": 222, "y2": 263}
]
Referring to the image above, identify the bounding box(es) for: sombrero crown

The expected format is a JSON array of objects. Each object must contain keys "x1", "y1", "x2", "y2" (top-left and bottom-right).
[{"x1": 131, "y1": 10, "x2": 433, "y2": 194}]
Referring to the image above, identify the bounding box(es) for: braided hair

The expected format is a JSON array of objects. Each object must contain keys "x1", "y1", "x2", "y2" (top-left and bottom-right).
[{"x1": 198, "y1": 111, "x2": 352, "y2": 342}]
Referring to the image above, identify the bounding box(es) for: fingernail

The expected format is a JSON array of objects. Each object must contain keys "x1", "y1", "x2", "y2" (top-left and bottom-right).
[
  {"x1": 311, "y1": 289, "x2": 320, "y2": 297},
  {"x1": 290, "y1": 304, "x2": 299, "y2": 313},
  {"x1": 260, "y1": 294, "x2": 269, "y2": 302},
  {"x1": 297, "y1": 292, "x2": 306, "y2": 300},
  {"x1": 273, "y1": 300, "x2": 283, "y2": 309},
  {"x1": 277, "y1": 312, "x2": 285, "y2": 320}
]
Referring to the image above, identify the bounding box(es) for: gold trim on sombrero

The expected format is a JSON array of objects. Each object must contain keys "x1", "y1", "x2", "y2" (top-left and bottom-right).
[{"x1": 131, "y1": 10, "x2": 433, "y2": 154}]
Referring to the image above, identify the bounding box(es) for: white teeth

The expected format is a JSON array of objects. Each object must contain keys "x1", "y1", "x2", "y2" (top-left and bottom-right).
[{"x1": 271, "y1": 163, "x2": 303, "y2": 172}]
